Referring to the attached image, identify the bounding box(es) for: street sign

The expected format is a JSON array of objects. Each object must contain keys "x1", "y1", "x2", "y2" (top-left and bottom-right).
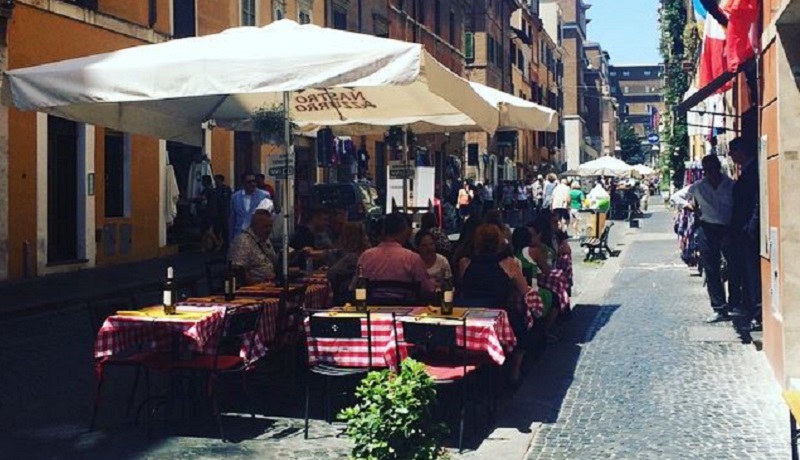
[
  {"x1": 268, "y1": 166, "x2": 294, "y2": 177},
  {"x1": 388, "y1": 165, "x2": 415, "y2": 180},
  {"x1": 647, "y1": 133, "x2": 660, "y2": 144},
  {"x1": 268, "y1": 153, "x2": 296, "y2": 168}
]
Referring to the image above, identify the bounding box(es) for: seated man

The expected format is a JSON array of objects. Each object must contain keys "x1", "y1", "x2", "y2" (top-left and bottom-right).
[
  {"x1": 355, "y1": 213, "x2": 435, "y2": 300},
  {"x1": 228, "y1": 209, "x2": 278, "y2": 285}
]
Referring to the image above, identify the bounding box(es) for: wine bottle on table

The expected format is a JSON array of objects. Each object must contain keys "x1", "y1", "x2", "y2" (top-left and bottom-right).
[
  {"x1": 440, "y1": 276, "x2": 454, "y2": 315},
  {"x1": 224, "y1": 262, "x2": 236, "y2": 301},
  {"x1": 354, "y1": 264, "x2": 368, "y2": 312},
  {"x1": 163, "y1": 266, "x2": 177, "y2": 315}
]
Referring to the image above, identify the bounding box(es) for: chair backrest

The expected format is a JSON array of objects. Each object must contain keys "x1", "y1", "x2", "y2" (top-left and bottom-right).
[
  {"x1": 306, "y1": 309, "x2": 373, "y2": 369},
  {"x1": 394, "y1": 316, "x2": 468, "y2": 374},
  {"x1": 205, "y1": 257, "x2": 228, "y2": 294},
  {"x1": 275, "y1": 285, "x2": 308, "y2": 336},
  {"x1": 88, "y1": 295, "x2": 135, "y2": 334},
  {"x1": 215, "y1": 305, "x2": 263, "y2": 364},
  {"x1": 366, "y1": 280, "x2": 421, "y2": 306}
]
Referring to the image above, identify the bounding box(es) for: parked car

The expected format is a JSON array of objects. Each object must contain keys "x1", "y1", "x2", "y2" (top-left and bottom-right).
[{"x1": 311, "y1": 183, "x2": 382, "y2": 221}]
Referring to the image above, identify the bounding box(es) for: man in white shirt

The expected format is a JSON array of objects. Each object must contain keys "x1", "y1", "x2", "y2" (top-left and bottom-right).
[
  {"x1": 551, "y1": 179, "x2": 572, "y2": 229},
  {"x1": 671, "y1": 154, "x2": 735, "y2": 322}
]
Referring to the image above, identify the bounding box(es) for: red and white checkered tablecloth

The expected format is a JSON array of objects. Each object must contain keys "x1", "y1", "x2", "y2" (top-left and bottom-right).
[
  {"x1": 538, "y1": 269, "x2": 571, "y2": 313},
  {"x1": 94, "y1": 300, "x2": 273, "y2": 363},
  {"x1": 555, "y1": 252, "x2": 574, "y2": 286},
  {"x1": 523, "y1": 288, "x2": 544, "y2": 326},
  {"x1": 304, "y1": 307, "x2": 516, "y2": 370}
]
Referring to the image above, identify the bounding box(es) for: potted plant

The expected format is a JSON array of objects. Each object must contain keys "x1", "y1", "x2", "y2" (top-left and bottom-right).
[
  {"x1": 338, "y1": 359, "x2": 449, "y2": 460},
  {"x1": 252, "y1": 103, "x2": 294, "y2": 145}
]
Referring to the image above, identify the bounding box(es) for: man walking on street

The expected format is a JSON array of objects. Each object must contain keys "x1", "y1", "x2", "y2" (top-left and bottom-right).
[
  {"x1": 671, "y1": 154, "x2": 735, "y2": 323},
  {"x1": 728, "y1": 137, "x2": 762, "y2": 330}
]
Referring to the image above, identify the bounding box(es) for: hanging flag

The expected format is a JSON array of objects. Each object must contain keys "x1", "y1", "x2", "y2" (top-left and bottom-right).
[
  {"x1": 698, "y1": 12, "x2": 731, "y2": 93},
  {"x1": 649, "y1": 106, "x2": 661, "y2": 132},
  {"x1": 693, "y1": 0, "x2": 708, "y2": 20},
  {"x1": 722, "y1": 0, "x2": 759, "y2": 73}
]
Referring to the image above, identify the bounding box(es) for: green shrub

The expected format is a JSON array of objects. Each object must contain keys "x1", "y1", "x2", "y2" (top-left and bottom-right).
[{"x1": 338, "y1": 359, "x2": 449, "y2": 460}]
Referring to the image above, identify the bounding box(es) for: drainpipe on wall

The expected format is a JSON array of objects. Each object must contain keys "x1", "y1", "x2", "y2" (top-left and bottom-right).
[
  {"x1": 357, "y1": 0, "x2": 362, "y2": 33},
  {"x1": 0, "y1": 0, "x2": 14, "y2": 280}
]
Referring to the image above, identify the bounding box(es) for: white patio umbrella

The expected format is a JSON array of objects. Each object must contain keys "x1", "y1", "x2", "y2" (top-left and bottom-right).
[
  {"x1": 299, "y1": 79, "x2": 559, "y2": 135},
  {"x1": 2, "y1": 20, "x2": 500, "y2": 284},
  {"x1": 577, "y1": 156, "x2": 638, "y2": 178},
  {"x1": 2, "y1": 20, "x2": 498, "y2": 146},
  {"x1": 632, "y1": 164, "x2": 656, "y2": 176}
]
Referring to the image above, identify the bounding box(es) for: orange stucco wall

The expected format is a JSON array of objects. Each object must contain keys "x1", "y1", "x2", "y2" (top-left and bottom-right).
[
  {"x1": 759, "y1": 30, "x2": 783, "y2": 384},
  {"x1": 7, "y1": 5, "x2": 163, "y2": 276}
]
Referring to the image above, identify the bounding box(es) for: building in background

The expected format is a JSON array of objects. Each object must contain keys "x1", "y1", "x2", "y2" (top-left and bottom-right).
[
  {"x1": 509, "y1": 4, "x2": 535, "y2": 179},
  {"x1": 464, "y1": 0, "x2": 518, "y2": 182},
  {"x1": 584, "y1": 42, "x2": 617, "y2": 158},
  {"x1": 544, "y1": 0, "x2": 593, "y2": 171},
  {"x1": 609, "y1": 64, "x2": 665, "y2": 164},
  {"x1": 538, "y1": 0, "x2": 565, "y2": 170}
]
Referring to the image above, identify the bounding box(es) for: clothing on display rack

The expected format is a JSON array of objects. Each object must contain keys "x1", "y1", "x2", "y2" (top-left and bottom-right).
[{"x1": 187, "y1": 157, "x2": 213, "y2": 215}]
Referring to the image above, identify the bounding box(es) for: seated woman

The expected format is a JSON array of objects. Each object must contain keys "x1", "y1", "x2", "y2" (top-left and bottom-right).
[
  {"x1": 326, "y1": 222, "x2": 370, "y2": 306},
  {"x1": 419, "y1": 212, "x2": 453, "y2": 259},
  {"x1": 513, "y1": 222, "x2": 559, "y2": 342},
  {"x1": 455, "y1": 224, "x2": 530, "y2": 385},
  {"x1": 415, "y1": 230, "x2": 452, "y2": 287}
]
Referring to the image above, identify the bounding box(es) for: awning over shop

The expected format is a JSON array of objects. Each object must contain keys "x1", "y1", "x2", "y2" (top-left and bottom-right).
[{"x1": 675, "y1": 70, "x2": 736, "y2": 114}]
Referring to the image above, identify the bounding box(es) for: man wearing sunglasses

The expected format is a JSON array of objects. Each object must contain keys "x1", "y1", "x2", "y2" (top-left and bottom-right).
[{"x1": 229, "y1": 172, "x2": 271, "y2": 242}]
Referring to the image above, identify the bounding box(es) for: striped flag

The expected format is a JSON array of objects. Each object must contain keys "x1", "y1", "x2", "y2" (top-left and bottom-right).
[{"x1": 698, "y1": 12, "x2": 731, "y2": 93}]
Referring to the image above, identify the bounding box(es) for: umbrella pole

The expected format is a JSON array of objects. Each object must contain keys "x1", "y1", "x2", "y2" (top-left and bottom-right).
[
  {"x1": 282, "y1": 91, "x2": 291, "y2": 290},
  {"x1": 402, "y1": 125, "x2": 409, "y2": 214}
]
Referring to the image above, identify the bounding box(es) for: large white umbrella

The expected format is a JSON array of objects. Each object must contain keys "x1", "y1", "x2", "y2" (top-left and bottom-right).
[
  {"x1": 469, "y1": 82, "x2": 559, "y2": 132},
  {"x1": 3, "y1": 20, "x2": 499, "y2": 283},
  {"x1": 304, "y1": 79, "x2": 560, "y2": 136},
  {"x1": 632, "y1": 164, "x2": 656, "y2": 176},
  {"x1": 578, "y1": 156, "x2": 637, "y2": 178},
  {"x1": 2, "y1": 20, "x2": 499, "y2": 146}
]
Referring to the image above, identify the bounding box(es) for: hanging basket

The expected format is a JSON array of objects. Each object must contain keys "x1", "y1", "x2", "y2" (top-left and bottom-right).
[{"x1": 252, "y1": 104, "x2": 294, "y2": 145}]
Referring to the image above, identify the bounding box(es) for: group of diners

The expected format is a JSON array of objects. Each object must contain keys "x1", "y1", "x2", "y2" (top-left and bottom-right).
[{"x1": 226, "y1": 203, "x2": 573, "y2": 386}]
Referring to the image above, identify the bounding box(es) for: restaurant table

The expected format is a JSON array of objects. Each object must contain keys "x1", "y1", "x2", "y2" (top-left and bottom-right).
[
  {"x1": 94, "y1": 298, "x2": 271, "y2": 363},
  {"x1": 305, "y1": 306, "x2": 517, "y2": 370},
  {"x1": 236, "y1": 281, "x2": 330, "y2": 310},
  {"x1": 538, "y1": 269, "x2": 571, "y2": 313}
]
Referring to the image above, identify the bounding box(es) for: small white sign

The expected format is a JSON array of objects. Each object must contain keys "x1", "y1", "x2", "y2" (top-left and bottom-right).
[{"x1": 769, "y1": 226, "x2": 781, "y2": 320}]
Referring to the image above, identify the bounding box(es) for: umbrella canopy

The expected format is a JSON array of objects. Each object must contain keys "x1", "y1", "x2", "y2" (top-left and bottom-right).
[
  {"x1": 468, "y1": 82, "x2": 559, "y2": 132},
  {"x1": 577, "y1": 156, "x2": 637, "y2": 178},
  {"x1": 632, "y1": 164, "x2": 656, "y2": 176},
  {"x1": 2, "y1": 20, "x2": 498, "y2": 145},
  {"x1": 297, "y1": 79, "x2": 559, "y2": 136}
]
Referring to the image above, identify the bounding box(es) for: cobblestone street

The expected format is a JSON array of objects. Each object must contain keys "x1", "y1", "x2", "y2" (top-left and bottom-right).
[
  {"x1": 0, "y1": 206, "x2": 791, "y2": 460},
  {"x1": 524, "y1": 207, "x2": 790, "y2": 460}
]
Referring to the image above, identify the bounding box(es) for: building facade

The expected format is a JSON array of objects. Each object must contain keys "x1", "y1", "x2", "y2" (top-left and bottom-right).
[
  {"x1": 584, "y1": 42, "x2": 617, "y2": 157},
  {"x1": 0, "y1": 0, "x2": 329, "y2": 281},
  {"x1": 545, "y1": 0, "x2": 592, "y2": 170},
  {"x1": 757, "y1": 0, "x2": 800, "y2": 391},
  {"x1": 609, "y1": 64, "x2": 665, "y2": 163},
  {"x1": 464, "y1": 0, "x2": 518, "y2": 182}
]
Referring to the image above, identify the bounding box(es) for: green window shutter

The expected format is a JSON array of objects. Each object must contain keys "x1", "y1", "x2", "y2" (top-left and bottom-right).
[{"x1": 464, "y1": 32, "x2": 474, "y2": 60}]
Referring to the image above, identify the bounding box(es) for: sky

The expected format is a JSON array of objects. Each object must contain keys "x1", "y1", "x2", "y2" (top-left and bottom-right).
[{"x1": 586, "y1": 0, "x2": 662, "y2": 66}]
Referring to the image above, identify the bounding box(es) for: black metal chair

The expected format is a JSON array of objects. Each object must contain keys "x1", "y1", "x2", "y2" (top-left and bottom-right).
[
  {"x1": 167, "y1": 304, "x2": 264, "y2": 441},
  {"x1": 366, "y1": 280, "x2": 421, "y2": 306},
  {"x1": 393, "y1": 315, "x2": 479, "y2": 452},
  {"x1": 304, "y1": 309, "x2": 373, "y2": 439},
  {"x1": 88, "y1": 295, "x2": 155, "y2": 431}
]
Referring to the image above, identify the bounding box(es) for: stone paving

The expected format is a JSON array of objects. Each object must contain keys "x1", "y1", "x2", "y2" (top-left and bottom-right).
[{"x1": 525, "y1": 208, "x2": 789, "y2": 460}]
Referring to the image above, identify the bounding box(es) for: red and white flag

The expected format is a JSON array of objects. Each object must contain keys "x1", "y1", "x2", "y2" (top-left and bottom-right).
[
  {"x1": 698, "y1": 12, "x2": 731, "y2": 93},
  {"x1": 722, "y1": 0, "x2": 759, "y2": 73}
]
